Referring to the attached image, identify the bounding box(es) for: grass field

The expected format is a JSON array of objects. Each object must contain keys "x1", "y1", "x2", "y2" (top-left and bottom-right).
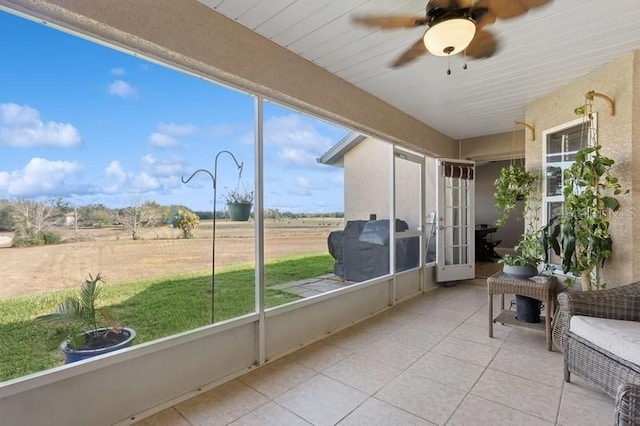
[
  {"x1": 0, "y1": 254, "x2": 334, "y2": 382},
  {"x1": 0, "y1": 217, "x2": 343, "y2": 298}
]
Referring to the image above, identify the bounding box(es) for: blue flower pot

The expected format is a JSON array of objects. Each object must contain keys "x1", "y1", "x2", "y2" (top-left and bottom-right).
[{"x1": 61, "y1": 327, "x2": 136, "y2": 364}]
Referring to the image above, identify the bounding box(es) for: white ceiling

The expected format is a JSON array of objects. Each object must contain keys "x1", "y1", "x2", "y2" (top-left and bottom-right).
[{"x1": 200, "y1": 0, "x2": 640, "y2": 140}]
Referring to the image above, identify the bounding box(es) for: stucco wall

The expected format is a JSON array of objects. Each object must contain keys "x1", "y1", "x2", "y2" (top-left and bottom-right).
[
  {"x1": 344, "y1": 139, "x2": 390, "y2": 222},
  {"x1": 0, "y1": 0, "x2": 457, "y2": 158},
  {"x1": 525, "y1": 51, "x2": 637, "y2": 287},
  {"x1": 461, "y1": 130, "x2": 526, "y2": 161}
]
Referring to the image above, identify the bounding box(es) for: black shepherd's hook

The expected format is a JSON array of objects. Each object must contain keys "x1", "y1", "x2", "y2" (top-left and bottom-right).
[{"x1": 181, "y1": 151, "x2": 243, "y2": 324}]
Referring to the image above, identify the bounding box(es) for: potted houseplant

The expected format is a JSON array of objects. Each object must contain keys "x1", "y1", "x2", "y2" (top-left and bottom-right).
[
  {"x1": 495, "y1": 165, "x2": 544, "y2": 322},
  {"x1": 494, "y1": 165, "x2": 538, "y2": 227},
  {"x1": 543, "y1": 144, "x2": 626, "y2": 290},
  {"x1": 38, "y1": 273, "x2": 135, "y2": 364},
  {"x1": 494, "y1": 164, "x2": 541, "y2": 278},
  {"x1": 225, "y1": 188, "x2": 254, "y2": 221}
]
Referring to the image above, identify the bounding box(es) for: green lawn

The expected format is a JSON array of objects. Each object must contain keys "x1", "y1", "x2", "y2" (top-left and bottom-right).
[{"x1": 0, "y1": 254, "x2": 333, "y2": 382}]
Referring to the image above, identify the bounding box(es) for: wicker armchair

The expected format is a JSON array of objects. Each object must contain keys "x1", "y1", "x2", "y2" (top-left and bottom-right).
[
  {"x1": 616, "y1": 383, "x2": 640, "y2": 426},
  {"x1": 556, "y1": 282, "x2": 640, "y2": 400}
]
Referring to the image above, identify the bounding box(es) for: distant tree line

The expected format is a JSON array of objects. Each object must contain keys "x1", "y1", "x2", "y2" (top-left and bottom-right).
[{"x1": 0, "y1": 198, "x2": 343, "y2": 247}]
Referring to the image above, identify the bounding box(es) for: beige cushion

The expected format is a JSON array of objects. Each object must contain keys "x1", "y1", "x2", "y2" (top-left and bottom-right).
[{"x1": 571, "y1": 315, "x2": 640, "y2": 366}]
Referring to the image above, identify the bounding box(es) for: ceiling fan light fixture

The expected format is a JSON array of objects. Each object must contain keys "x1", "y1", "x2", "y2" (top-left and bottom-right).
[{"x1": 423, "y1": 17, "x2": 476, "y2": 56}]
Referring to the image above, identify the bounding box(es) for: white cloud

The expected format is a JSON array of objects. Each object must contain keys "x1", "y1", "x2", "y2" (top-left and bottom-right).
[
  {"x1": 279, "y1": 148, "x2": 317, "y2": 166},
  {"x1": 147, "y1": 123, "x2": 199, "y2": 148},
  {"x1": 105, "y1": 160, "x2": 127, "y2": 183},
  {"x1": 0, "y1": 157, "x2": 83, "y2": 196},
  {"x1": 157, "y1": 122, "x2": 198, "y2": 137},
  {"x1": 148, "y1": 132, "x2": 178, "y2": 148},
  {"x1": 108, "y1": 80, "x2": 137, "y2": 99},
  {"x1": 110, "y1": 67, "x2": 126, "y2": 76},
  {"x1": 263, "y1": 114, "x2": 335, "y2": 167},
  {"x1": 132, "y1": 171, "x2": 159, "y2": 192},
  {"x1": 0, "y1": 103, "x2": 81, "y2": 148}
]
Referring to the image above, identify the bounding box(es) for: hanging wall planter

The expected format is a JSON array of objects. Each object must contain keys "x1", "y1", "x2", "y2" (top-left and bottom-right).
[
  {"x1": 224, "y1": 187, "x2": 254, "y2": 222},
  {"x1": 227, "y1": 202, "x2": 252, "y2": 221}
]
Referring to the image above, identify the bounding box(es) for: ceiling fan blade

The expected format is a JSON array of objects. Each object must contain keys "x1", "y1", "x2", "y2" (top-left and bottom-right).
[
  {"x1": 471, "y1": 4, "x2": 497, "y2": 28},
  {"x1": 429, "y1": 0, "x2": 472, "y2": 8},
  {"x1": 486, "y1": 0, "x2": 552, "y2": 19},
  {"x1": 391, "y1": 39, "x2": 429, "y2": 68},
  {"x1": 487, "y1": 0, "x2": 528, "y2": 19},
  {"x1": 520, "y1": 0, "x2": 553, "y2": 8},
  {"x1": 352, "y1": 15, "x2": 427, "y2": 29},
  {"x1": 465, "y1": 29, "x2": 497, "y2": 59}
]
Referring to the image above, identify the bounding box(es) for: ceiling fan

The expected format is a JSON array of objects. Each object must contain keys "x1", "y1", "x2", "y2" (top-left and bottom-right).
[{"x1": 353, "y1": 0, "x2": 553, "y2": 70}]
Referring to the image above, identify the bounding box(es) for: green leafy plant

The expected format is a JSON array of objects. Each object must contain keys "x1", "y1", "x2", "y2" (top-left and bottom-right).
[
  {"x1": 38, "y1": 273, "x2": 123, "y2": 349},
  {"x1": 172, "y1": 207, "x2": 200, "y2": 239},
  {"x1": 224, "y1": 187, "x2": 254, "y2": 204},
  {"x1": 543, "y1": 145, "x2": 626, "y2": 290},
  {"x1": 494, "y1": 165, "x2": 538, "y2": 227},
  {"x1": 500, "y1": 184, "x2": 545, "y2": 268}
]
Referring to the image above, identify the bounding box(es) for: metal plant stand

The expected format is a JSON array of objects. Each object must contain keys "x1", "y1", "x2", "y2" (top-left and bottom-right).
[{"x1": 181, "y1": 150, "x2": 243, "y2": 323}]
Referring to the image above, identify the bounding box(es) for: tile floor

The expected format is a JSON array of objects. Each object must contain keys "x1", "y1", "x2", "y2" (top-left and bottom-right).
[{"x1": 135, "y1": 279, "x2": 615, "y2": 426}]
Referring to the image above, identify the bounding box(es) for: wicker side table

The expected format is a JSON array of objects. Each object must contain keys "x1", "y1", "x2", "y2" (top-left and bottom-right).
[{"x1": 487, "y1": 271, "x2": 559, "y2": 351}]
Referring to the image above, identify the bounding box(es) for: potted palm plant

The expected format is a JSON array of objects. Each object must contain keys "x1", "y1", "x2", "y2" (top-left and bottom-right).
[
  {"x1": 225, "y1": 188, "x2": 254, "y2": 221},
  {"x1": 38, "y1": 273, "x2": 135, "y2": 364}
]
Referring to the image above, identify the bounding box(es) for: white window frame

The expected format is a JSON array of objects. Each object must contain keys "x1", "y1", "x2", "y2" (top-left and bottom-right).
[{"x1": 541, "y1": 114, "x2": 598, "y2": 270}]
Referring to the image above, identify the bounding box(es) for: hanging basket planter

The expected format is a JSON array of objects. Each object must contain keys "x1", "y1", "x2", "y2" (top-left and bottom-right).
[{"x1": 227, "y1": 202, "x2": 252, "y2": 221}]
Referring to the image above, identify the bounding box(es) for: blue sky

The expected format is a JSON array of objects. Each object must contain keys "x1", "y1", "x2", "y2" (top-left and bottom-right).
[{"x1": 0, "y1": 11, "x2": 348, "y2": 213}]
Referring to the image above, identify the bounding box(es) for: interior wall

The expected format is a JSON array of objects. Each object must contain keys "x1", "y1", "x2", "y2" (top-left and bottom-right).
[
  {"x1": 525, "y1": 51, "x2": 638, "y2": 287},
  {"x1": 475, "y1": 160, "x2": 523, "y2": 249},
  {"x1": 0, "y1": 0, "x2": 457, "y2": 158},
  {"x1": 460, "y1": 130, "x2": 525, "y2": 161}
]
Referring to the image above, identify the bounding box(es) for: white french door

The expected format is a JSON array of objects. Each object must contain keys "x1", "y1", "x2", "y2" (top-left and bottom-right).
[{"x1": 436, "y1": 159, "x2": 475, "y2": 282}]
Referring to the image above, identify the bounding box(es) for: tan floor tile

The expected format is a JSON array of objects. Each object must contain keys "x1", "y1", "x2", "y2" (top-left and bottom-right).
[
  {"x1": 471, "y1": 369, "x2": 561, "y2": 422},
  {"x1": 376, "y1": 371, "x2": 466, "y2": 425},
  {"x1": 134, "y1": 408, "x2": 190, "y2": 426},
  {"x1": 557, "y1": 389, "x2": 616, "y2": 426},
  {"x1": 175, "y1": 380, "x2": 269, "y2": 426},
  {"x1": 406, "y1": 352, "x2": 485, "y2": 392},
  {"x1": 448, "y1": 394, "x2": 553, "y2": 426},
  {"x1": 488, "y1": 346, "x2": 564, "y2": 388},
  {"x1": 285, "y1": 340, "x2": 352, "y2": 372},
  {"x1": 338, "y1": 397, "x2": 434, "y2": 425},
  {"x1": 229, "y1": 402, "x2": 310, "y2": 426},
  {"x1": 373, "y1": 306, "x2": 423, "y2": 325},
  {"x1": 324, "y1": 353, "x2": 401, "y2": 394},
  {"x1": 417, "y1": 306, "x2": 477, "y2": 324},
  {"x1": 386, "y1": 320, "x2": 457, "y2": 352},
  {"x1": 563, "y1": 374, "x2": 611, "y2": 402},
  {"x1": 449, "y1": 322, "x2": 511, "y2": 348},
  {"x1": 239, "y1": 358, "x2": 316, "y2": 398},
  {"x1": 349, "y1": 317, "x2": 404, "y2": 339},
  {"x1": 502, "y1": 327, "x2": 549, "y2": 352},
  {"x1": 275, "y1": 374, "x2": 368, "y2": 426},
  {"x1": 326, "y1": 326, "x2": 382, "y2": 352},
  {"x1": 431, "y1": 336, "x2": 499, "y2": 367},
  {"x1": 358, "y1": 337, "x2": 426, "y2": 371}
]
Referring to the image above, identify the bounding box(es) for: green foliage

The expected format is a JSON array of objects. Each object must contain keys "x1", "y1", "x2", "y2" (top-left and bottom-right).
[
  {"x1": 494, "y1": 165, "x2": 543, "y2": 268},
  {"x1": 224, "y1": 187, "x2": 254, "y2": 204},
  {"x1": 543, "y1": 145, "x2": 627, "y2": 290},
  {"x1": 12, "y1": 229, "x2": 61, "y2": 247},
  {"x1": 1, "y1": 254, "x2": 332, "y2": 381},
  {"x1": 494, "y1": 165, "x2": 538, "y2": 227},
  {"x1": 37, "y1": 273, "x2": 121, "y2": 350},
  {"x1": 172, "y1": 207, "x2": 200, "y2": 238},
  {"x1": 0, "y1": 200, "x2": 14, "y2": 231}
]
